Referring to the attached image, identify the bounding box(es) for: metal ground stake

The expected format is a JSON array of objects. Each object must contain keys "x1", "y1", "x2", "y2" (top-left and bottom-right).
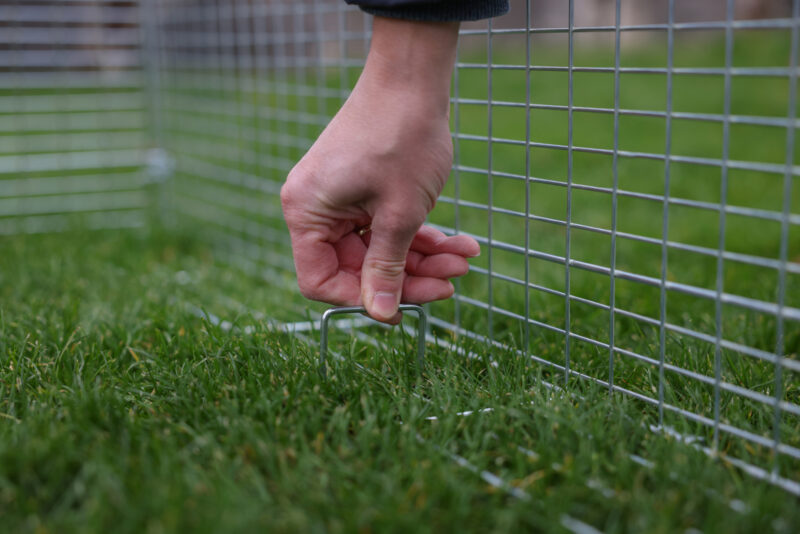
[{"x1": 319, "y1": 304, "x2": 427, "y2": 378}]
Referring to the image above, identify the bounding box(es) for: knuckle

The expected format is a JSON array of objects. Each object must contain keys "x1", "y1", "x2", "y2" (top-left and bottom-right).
[
  {"x1": 280, "y1": 180, "x2": 296, "y2": 208},
  {"x1": 365, "y1": 257, "x2": 407, "y2": 281},
  {"x1": 296, "y1": 278, "x2": 319, "y2": 300},
  {"x1": 281, "y1": 166, "x2": 310, "y2": 208},
  {"x1": 381, "y1": 212, "x2": 421, "y2": 236}
]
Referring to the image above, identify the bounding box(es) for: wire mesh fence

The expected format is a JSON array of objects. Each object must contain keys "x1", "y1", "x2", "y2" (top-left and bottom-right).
[
  {"x1": 0, "y1": 0, "x2": 152, "y2": 235},
  {"x1": 2, "y1": 0, "x2": 799, "y2": 495}
]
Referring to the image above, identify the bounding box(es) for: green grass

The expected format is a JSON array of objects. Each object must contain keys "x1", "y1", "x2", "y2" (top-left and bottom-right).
[{"x1": 1, "y1": 230, "x2": 799, "y2": 533}]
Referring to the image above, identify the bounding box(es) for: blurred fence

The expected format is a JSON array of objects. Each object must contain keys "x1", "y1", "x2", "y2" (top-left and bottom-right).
[
  {"x1": 1, "y1": 0, "x2": 799, "y2": 495},
  {"x1": 0, "y1": 0, "x2": 151, "y2": 235}
]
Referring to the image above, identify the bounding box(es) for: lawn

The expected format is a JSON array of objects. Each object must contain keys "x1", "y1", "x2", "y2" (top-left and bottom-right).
[{"x1": 1, "y1": 230, "x2": 799, "y2": 533}]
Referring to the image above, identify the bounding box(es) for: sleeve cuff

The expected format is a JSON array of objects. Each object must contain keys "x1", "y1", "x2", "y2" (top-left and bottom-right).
[{"x1": 348, "y1": 0, "x2": 510, "y2": 22}]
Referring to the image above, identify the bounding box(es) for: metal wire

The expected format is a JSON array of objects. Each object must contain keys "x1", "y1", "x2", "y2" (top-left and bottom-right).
[
  {"x1": 607, "y1": 0, "x2": 621, "y2": 393},
  {"x1": 565, "y1": 0, "x2": 574, "y2": 384},
  {"x1": 712, "y1": 0, "x2": 735, "y2": 454},
  {"x1": 319, "y1": 304, "x2": 427, "y2": 378},
  {"x1": 774, "y1": 0, "x2": 800, "y2": 475},
  {"x1": 487, "y1": 17, "x2": 495, "y2": 344}
]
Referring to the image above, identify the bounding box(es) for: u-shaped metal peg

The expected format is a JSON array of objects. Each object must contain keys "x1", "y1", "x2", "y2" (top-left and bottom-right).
[{"x1": 319, "y1": 304, "x2": 427, "y2": 378}]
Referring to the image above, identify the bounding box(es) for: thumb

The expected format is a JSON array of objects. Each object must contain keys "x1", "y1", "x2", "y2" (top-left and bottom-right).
[{"x1": 361, "y1": 212, "x2": 419, "y2": 322}]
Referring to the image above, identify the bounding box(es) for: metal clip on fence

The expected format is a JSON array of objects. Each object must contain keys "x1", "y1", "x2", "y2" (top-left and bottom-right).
[{"x1": 319, "y1": 304, "x2": 427, "y2": 378}]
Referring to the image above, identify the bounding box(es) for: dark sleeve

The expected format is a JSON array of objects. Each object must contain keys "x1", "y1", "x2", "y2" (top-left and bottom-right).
[{"x1": 344, "y1": 0, "x2": 509, "y2": 22}]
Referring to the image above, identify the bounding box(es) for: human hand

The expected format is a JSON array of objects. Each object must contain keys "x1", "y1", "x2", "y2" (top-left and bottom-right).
[{"x1": 281, "y1": 17, "x2": 479, "y2": 323}]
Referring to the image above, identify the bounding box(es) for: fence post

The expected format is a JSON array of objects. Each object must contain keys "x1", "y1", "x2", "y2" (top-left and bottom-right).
[{"x1": 140, "y1": 0, "x2": 174, "y2": 227}]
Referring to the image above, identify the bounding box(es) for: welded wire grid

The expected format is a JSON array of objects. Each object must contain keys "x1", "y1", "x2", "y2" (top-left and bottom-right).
[
  {"x1": 1, "y1": 0, "x2": 799, "y2": 495},
  {"x1": 432, "y1": 0, "x2": 800, "y2": 492},
  {"x1": 0, "y1": 0, "x2": 152, "y2": 235}
]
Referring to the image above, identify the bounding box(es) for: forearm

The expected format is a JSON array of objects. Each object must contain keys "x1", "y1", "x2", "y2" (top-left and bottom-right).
[{"x1": 358, "y1": 16, "x2": 459, "y2": 119}]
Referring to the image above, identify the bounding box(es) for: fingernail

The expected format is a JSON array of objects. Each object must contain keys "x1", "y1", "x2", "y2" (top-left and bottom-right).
[{"x1": 372, "y1": 291, "x2": 397, "y2": 319}]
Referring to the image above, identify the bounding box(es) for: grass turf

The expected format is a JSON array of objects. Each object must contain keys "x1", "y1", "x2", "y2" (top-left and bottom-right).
[{"x1": 1, "y1": 230, "x2": 799, "y2": 533}]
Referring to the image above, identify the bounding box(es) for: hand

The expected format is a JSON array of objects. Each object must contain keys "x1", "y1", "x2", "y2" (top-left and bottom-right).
[{"x1": 281, "y1": 17, "x2": 479, "y2": 323}]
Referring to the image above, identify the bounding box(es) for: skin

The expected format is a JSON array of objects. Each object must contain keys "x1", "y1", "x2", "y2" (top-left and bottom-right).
[{"x1": 281, "y1": 16, "x2": 480, "y2": 324}]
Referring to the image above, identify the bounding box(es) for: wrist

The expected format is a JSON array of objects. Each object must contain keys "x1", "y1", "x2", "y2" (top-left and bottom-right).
[{"x1": 359, "y1": 16, "x2": 459, "y2": 118}]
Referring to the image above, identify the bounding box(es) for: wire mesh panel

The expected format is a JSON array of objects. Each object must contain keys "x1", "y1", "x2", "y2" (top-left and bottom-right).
[
  {"x1": 425, "y1": 0, "x2": 800, "y2": 491},
  {"x1": 0, "y1": 0, "x2": 152, "y2": 234}
]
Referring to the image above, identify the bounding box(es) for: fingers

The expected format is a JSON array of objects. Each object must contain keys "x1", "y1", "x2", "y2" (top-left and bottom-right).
[
  {"x1": 360, "y1": 212, "x2": 420, "y2": 323},
  {"x1": 409, "y1": 225, "x2": 481, "y2": 258},
  {"x1": 289, "y1": 225, "x2": 473, "y2": 312},
  {"x1": 362, "y1": 225, "x2": 479, "y2": 262},
  {"x1": 290, "y1": 233, "x2": 363, "y2": 305},
  {"x1": 359, "y1": 223, "x2": 473, "y2": 322},
  {"x1": 402, "y1": 276, "x2": 455, "y2": 304},
  {"x1": 405, "y1": 250, "x2": 469, "y2": 279},
  {"x1": 334, "y1": 231, "x2": 367, "y2": 274},
  {"x1": 285, "y1": 212, "x2": 473, "y2": 318}
]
